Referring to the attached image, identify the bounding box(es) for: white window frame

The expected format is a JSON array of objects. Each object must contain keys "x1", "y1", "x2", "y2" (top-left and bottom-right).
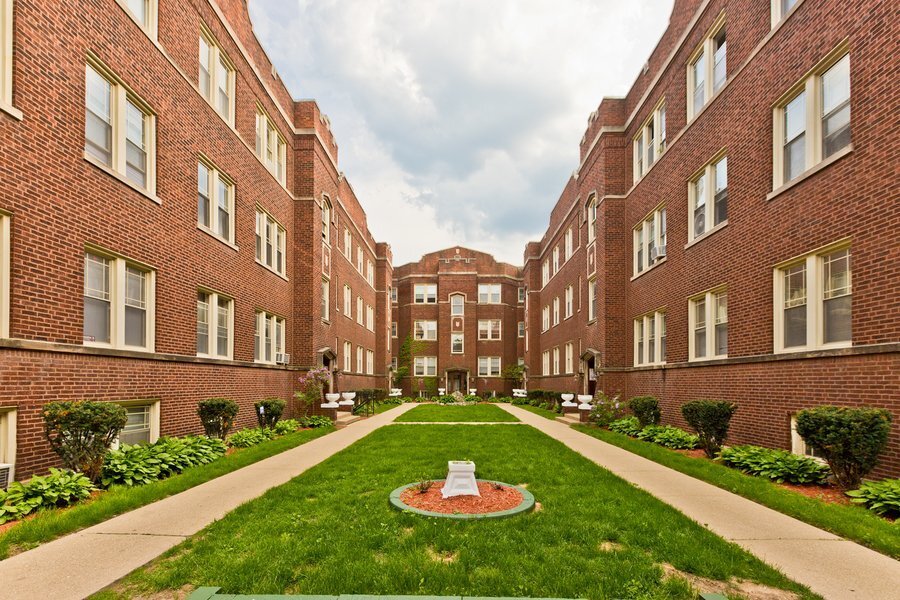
[
  {"x1": 0, "y1": 407, "x2": 16, "y2": 482},
  {"x1": 553, "y1": 297, "x2": 560, "y2": 326},
  {"x1": 366, "y1": 304, "x2": 374, "y2": 331},
  {"x1": 588, "y1": 278, "x2": 597, "y2": 322},
  {"x1": 255, "y1": 208, "x2": 287, "y2": 277},
  {"x1": 83, "y1": 249, "x2": 155, "y2": 352},
  {"x1": 0, "y1": 0, "x2": 19, "y2": 116},
  {"x1": 687, "y1": 14, "x2": 726, "y2": 122},
  {"x1": 477, "y1": 283, "x2": 501, "y2": 304},
  {"x1": 366, "y1": 349, "x2": 374, "y2": 375},
  {"x1": 586, "y1": 195, "x2": 598, "y2": 244},
  {"x1": 0, "y1": 210, "x2": 9, "y2": 338},
  {"x1": 196, "y1": 289, "x2": 233, "y2": 359},
  {"x1": 633, "y1": 100, "x2": 667, "y2": 181},
  {"x1": 689, "y1": 288, "x2": 728, "y2": 361},
  {"x1": 771, "y1": 0, "x2": 800, "y2": 28},
  {"x1": 553, "y1": 247, "x2": 560, "y2": 273},
  {"x1": 564, "y1": 228, "x2": 574, "y2": 260},
  {"x1": 254, "y1": 311, "x2": 285, "y2": 364},
  {"x1": 542, "y1": 260, "x2": 550, "y2": 286},
  {"x1": 356, "y1": 346, "x2": 364, "y2": 373},
  {"x1": 255, "y1": 105, "x2": 287, "y2": 185},
  {"x1": 772, "y1": 47, "x2": 851, "y2": 191},
  {"x1": 321, "y1": 197, "x2": 332, "y2": 244},
  {"x1": 343, "y1": 341, "x2": 352, "y2": 372},
  {"x1": 542, "y1": 351, "x2": 550, "y2": 376},
  {"x1": 542, "y1": 306, "x2": 550, "y2": 332},
  {"x1": 391, "y1": 286, "x2": 398, "y2": 303},
  {"x1": 518, "y1": 321, "x2": 525, "y2": 338},
  {"x1": 773, "y1": 241, "x2": 852, "y2": 354},
  {"x1": 688, "y1": 152, "x2": 728, "y2": 243},
  {"x1": 367, "y1": 260, "x2": 374, "y2": 286},
  {"x1": 356, "y1": 296, "x2": 363, "y2": 325},
  {"x1": 790, "y1": 415, "x2": 825, "y2": 460},
  {"x1": 633, "y1": 311, "x2": 666, "y2": 366},
  {"x1": 518, "y1": 287, "x2": 525, "y2": 303},
  {"x1": 111, "y1": 400, "x2": 161, "y2": 449},
  {"x1": 552, "y1": 347, "x2": 560, "y2": 375},
  {"x1": 451, "y1": 333, "x2": 464, "y2": 354},
  {"x1": 450, "y1": 293, "x2": 465, "y2": 315},
  {"x1": 414, "y1": 356, "x2": 437, "y2": 377},
  {"x1": 117, "y1": 0, "x2": 158, "y2": 39},
  {"x1": 84, "y1": 57, "x2": 157, "y2": 197},
  {"x1": 197, "y1": 157, "x2": 235, "y2": 245},
  {"x1": 343, "y1": 229, "x2": 352, "y2": 258},
  {"x1": 199, "y1": 26, "x2": 235, "y2": 125},
  {"x1": 478, "y1": 356, "x2": 501, "y2": 377},
  {"x1": 414, "y1": 284, "x2": 437, "y2": 304},
  {"x1": 356, "y1": 246, "x2": 363, "y2": 273},
  {"x1": 321, "y1": 279, "x2": 330, "y2": 322},
  {"x1": 391, "y1": 321, "x2": 398, "y2": 338},
  {"x1": 477, "y1": 319, "x2": 502, "y2": 341},
  {"x1": 633, "y1": 205, "x2": 667, "y2": 276},
  {"x1": 565, "y1": 343, "x2": 574, "y2": 374},
  {"x1": 564, "y1": 286, "x2": 574, "y2": 319},
  {"x1": 343, "y1": 285, "x2": 352, "y2": 316},
  {"x1": 414, "y1": 320, "x2": 437, "y2": 341}
]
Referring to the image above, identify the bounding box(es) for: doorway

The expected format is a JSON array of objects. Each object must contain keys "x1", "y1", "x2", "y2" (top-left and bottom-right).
[
  {"x1": 447, "y1": 370, "x2": 468, "y2": 394},
  {"x1": 584, "y1": 356, "x2": 596, "y2": 396}
]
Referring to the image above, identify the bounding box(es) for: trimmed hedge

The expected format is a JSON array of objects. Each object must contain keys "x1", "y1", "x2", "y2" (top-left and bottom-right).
[
  {"x1": 628, "y1": 396, "x2": 661, "y2": 427},
  {"x1": 0, "y1": 468, "x2": 95, "y2": 524},
  {"x1": 42, "y1": 401, "x2": 128, "y2": 482},
  {"x1": 681, "y1": 400, "x2": 737, "y2": 458},
  {"x1": 795, "y1": 406, "x2": 892, "y2": 489},
  {"x1": 198, "y1": 398, "x2": 239, "y2": 439},
  {"x1": 254, "y1": 398, "x2": 286, "y2": 428},
  {"x1": 718, "y1": 445, "x2": 830, "y2": 485},
  {"x1": 846, "y1": 479, "x2": 900, "y2": 518},
  {"x1": 101, "y1": 436, "x2": 227, "y2": 487}
]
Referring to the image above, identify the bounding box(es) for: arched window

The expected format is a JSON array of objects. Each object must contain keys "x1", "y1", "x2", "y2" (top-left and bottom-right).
[
  {"x1": 322, "y1": 197, "x2": 332, "y2": 242},
  {"x1": 450, "y1": 294, "x2": 464, "y2": 316},
  {"x1": 586, "y1": 194, "x2": 597, "y2": 243}
]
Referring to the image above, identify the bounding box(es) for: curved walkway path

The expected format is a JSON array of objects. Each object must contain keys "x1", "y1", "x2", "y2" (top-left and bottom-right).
[
  {"x1": 499, "y1": 403, "x2": 900, "y2": 600},
  {"x1": 0, "y1": 403, "x2": 419, "y2": 600}
]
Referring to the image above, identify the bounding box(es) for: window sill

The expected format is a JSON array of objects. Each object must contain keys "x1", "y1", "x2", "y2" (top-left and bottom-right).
[
  {"x1": 255, "y1": 258, "x2": 289, "y2": 281},
  {"x1": 197, "y1": 225, "x2": 239, "y2": 251},
  {"x1": 84, "y1": 155, "x2": 161, "y2": 205},
  {"x1": 84, "y1": 340, "x2": 155, "y2": 354},
  {"x1": 197, "y1": 353, "x2": 233, "y2": 361},
  {"x1": 688, "y1": 354, "x2": 727, "y2": 363},
  {"x1": 767, "y1": 145, "x2": 853, "y2": 202},
  {"x1": 0, "y1": 101, "x2": 23, "y2": 121},
  {"x1": 630, "y1": 256, "x2": 667, "y2": 282},
  {"x1": 775, "y1": 341, "x2": 852, "y2": 355},
  {"x1": 685, "y1": 221, "x2": 728, "y2": 249}
]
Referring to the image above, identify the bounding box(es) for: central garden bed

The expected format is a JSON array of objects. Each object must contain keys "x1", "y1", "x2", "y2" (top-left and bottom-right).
[{"x1": 391, "y1": 480, "x2": 534, "y2": 519}]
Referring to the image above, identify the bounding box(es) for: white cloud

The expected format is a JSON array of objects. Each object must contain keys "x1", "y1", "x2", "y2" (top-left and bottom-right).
[{"x1": 249, "y1": 0, "x2": 673, "y2": 265}]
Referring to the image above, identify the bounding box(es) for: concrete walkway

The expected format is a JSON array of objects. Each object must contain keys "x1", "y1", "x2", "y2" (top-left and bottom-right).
[
  {"x1": 0, "y1": 403, "x2": 418, "y2": 600},
  {"x1": 499, "y1": 404, "x2": 900, "y2": 600}
]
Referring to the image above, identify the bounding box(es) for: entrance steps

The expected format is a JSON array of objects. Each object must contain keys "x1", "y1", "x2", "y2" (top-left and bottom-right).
[
  {"x1": 334, "y1": 411, "x2": 363, "y2": 428},
  {"x1": 556, "y1": 413, "x2": 582, "y2": 426}
]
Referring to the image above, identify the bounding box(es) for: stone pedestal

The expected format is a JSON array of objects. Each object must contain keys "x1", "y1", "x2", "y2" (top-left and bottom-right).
[
  {"x1": 579, "y1": 408, "x2": 592, "y2": 423},
  {"x1": 441, "y1": 461, "x2": 480, "y2": 498}
]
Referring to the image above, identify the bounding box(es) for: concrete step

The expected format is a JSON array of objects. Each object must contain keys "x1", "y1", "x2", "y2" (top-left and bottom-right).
[
  {"x1": 334, "y1": 411, "x2": 363, "y2": 427},
  {"x1": 556, "y1": 413, "x2": 582, "y2": 425}
]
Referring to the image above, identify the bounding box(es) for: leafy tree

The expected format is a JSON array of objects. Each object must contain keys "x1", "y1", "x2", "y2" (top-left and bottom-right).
[{"x1": 502, "y1": 363, "x2": 526, "y2": 387}]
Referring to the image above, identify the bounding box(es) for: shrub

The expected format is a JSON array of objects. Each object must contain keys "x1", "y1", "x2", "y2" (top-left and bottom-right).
[
  {"x1": 197, "y1": 398, "x2": 239, "y2": 439},
  {"x1": 381, "y1": 397, "x2": 403, "y2": 406},
  {"x1": 355, "y1": 389, "x2": 387, "y2": 405},
  {"x1": 609, "y1": 417, "x2": 642, "y2": 437},
  {"x1": 511, "y1": 396, "x2": 529, "y2": 406},
  {"x1": 463, "y1": 395, "x2": 479, "y2": 403},
  {"x1": 0, "y1": 468, "x2": 95, "y2": 524},
  {"x1": 628, "y1": 396, "x2": 661, "y2": 427},
  {"x1": 589, "y1": 392, "x2": 625, "y2": 427},
  {"x1": 846, "y1": 479, "x2": 900, "y2": 518},
  {"x1": 718, "y1": 445, "x2": 830, "y2": 485},
  {"x1": 795, "y1": 406, "x2": 892, "y2": 489},
  {"x1": 254, "y1": 398, "x2": 286, "y2": 429},
  {"x1": 437, "y1": 395, "x2": 457, "y2": 404},
  {"x1": 100, "y1": 436, "x2": 226, "y2": 487},
  {"x1": 636, "y1": 425, "x2": 699, "y2": 450},
  {"x1": 299, "y1": 415, "x2": 333, "y2": 429},
  {"x1": 227, "y1": 427, "x2": 276, "y2": 448},
  {"x1": 42, "y1": 401, "x2": 128, "y2": 481},
  {"x1": 495, "y1": 397, "x2": 513, "y2": 404},
  {"x1": 273, "y1": 419, "x2": 301, "y2": 435},
  {"x1": 681, "y1": 400, "x2": 737, "y2": 458}
]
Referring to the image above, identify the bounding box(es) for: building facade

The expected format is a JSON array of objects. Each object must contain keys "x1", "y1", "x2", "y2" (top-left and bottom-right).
[
  {"x1": 522, "y1": 0, "x2": 899, "y2": 477},
  {"x1": 0, "y1": 0, "x2": 391, "y2": 481},
  {"x1": 392, "y1": 248, "x2": 525, "y2": 397}
]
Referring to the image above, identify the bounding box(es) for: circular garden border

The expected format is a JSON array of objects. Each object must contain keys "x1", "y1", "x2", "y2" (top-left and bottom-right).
[{"x1": 389, "y1": 480, "x2": 535, "y2": 520}]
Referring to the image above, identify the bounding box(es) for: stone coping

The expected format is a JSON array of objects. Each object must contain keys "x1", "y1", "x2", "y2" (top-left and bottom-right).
[{"x1": 389, "y1": 480, "x2": 535, "y2": 520}]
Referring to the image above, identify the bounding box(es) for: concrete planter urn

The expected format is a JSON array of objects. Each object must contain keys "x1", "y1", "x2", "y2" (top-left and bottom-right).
[
  {"x1": 339, "y1": 391, "x2": 356, "y2": 407},
  {"x1": 441, "y1": 460, "x2": 480, "y2": 499},
  {"x1": 561, "y1": 393, "x2": 577, "y2": 407},
  {"x1": 322, "y1": 393, "x2": 341, "y2": 409}
]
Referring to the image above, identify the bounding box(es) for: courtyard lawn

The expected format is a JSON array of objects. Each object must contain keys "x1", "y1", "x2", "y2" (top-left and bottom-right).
[
  {"x1": 94, "y1": 425, "x2": 815, "y2": 600},
  {"x1": 518, "y1": 404, "x2": 563, "y2": 420},
  {"x1": 574, "y1": 424, "x2": 900, "y2": 559},
  {"x1": 0, "y1": 427, "x2": 334, "y2": 560},
  {"x1": 374, "y1": 401, "x2": 403, "y2": 414},
  {"x1": 395, "y1": 403, "x2": 520, "y2": 422}
]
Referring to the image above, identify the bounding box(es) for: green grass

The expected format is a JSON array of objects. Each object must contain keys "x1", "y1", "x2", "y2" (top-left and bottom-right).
[
  {"x1": 0, "y1": 427, "x2": 334, "y2": 560},
  {"x1": 395, "y1": 403, "x2": 520, "y2": 422},
  {"x1": 518, "y1": 404, "x2": 563, "y2": 420},
  {"x1": 573, "y1": 424, "x2": 900, "y2": 559},
  {"x1": 94, "y1": 425, "x2": 815, "y2": 600},
  {"x1": 373, "y1": 402, "x2": 404, "y2": 414}
]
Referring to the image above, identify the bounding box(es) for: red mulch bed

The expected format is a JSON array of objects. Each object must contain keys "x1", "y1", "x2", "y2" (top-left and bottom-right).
[
  {"x1": 400, "y1": 481, "x2": 523, "y2": 514},
  {"x1": 674, "y1": 449, "x2": 708, "y2": 459},
  {"x1": 779, "y1": 482, "x2": 852, "y2": 506}
]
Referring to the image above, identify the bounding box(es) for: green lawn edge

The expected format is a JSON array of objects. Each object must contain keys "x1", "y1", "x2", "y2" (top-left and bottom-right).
[
  {"x1": 395, "y1": 404, "x2": 520, "y2": 422},
  {"x1": 517, "y1": 405, "x2": 563, "y2": 421},
  {"x1": 572, "y1": 424, "x2": 899, "y2": 559},
  {"x1": 0, "y1": 426, "x2": 335, "y2": 560}
]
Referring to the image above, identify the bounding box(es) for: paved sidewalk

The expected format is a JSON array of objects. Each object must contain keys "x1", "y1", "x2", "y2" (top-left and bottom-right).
[
  {"x1": 0, "y1": 403, "x2": 418, "y2": 600},
  {"x1": 500, "y1": 404, "x2": 900, "y2": 600}
]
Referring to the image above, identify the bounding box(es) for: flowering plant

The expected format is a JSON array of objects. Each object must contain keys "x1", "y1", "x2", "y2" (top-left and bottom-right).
[
  {"x1": 294, "y1": 367, "x2": 332, "y2": 417},
  {"x1": 588, "y1": 392, "x2": 625, "y2": 427}
]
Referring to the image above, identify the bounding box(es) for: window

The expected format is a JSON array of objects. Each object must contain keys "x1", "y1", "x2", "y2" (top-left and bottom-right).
[
  {"x1": 586, "y1": 195, "x2": 598, "y2": 244},
  {"x1": 321, "y1": 280, "x2": 330, "y2": 322},
  {"x1": 790, "y1": 415, "x2": 824, "y2": 459},
  {"x1": 0, "y1": 408, "x2": 16, "y2": 483},
  {"x1": 391, "y1": 286, "x2": 398, "y2": 303},
  {"x1": 553, "y1": 297, "x2": 560, "y2": 326},
  {"x1": 343, "y1": 285, "x2": 351, "y2": 316},
  {"x1": 356, "y1": 246, "x2": 363, "y2": 273},
  {"x1": 356, "y1": 297, "x2": 363, "y2": 325},
  {"x1": 391, "y1": 357, "x2": 398, "y2": 371},
  {"x1": 366, "y1": 305, "x2": 374, "y2": 331},
  {"x1": 478, "y1": 284, "x2": 501, "y2": 304},
  {"x1": 518, "y1": 321, "x2": 525, "y2": 338},
  {"x1": 478, "y1": 319, "x2": 501, "y2": 341},
  {"x1": 391, "y1": 322, "x2": 398, "y2": 338},
  {"x1": 255, "y1": 209, "x2": 286, "y2": 276},
  {"x1": 367, "y1": 261, "x2": 374, "y2": 286},
  {"x1": 343, "y1": 341, "x2": 352, "y2": 372},
  {"x1": 197, "y1": 160, "x2": 234, "y2": 244},
  {"x1": 414, "y1": 284, "x2": 437, "y2": 304},
  {"x1": 588, "y1": 278, "x2": 597, "y2": 321},
  {"x1": 687, "y1": 17, "x2": 726, "y2": 121},
  {"x1": 366, "y1": 350, "x2": 374, "y2": 375},
  {"x1": 116, "y1": 402, "x2": 159, "y2": 447},
  {"x1": 120, "y1": 0, "x2": 157, "y2": 37},
  {"x1": 478, "y1": 356, "x2": 501, "y2": 377},
  {"x1": 633, "y1": 100, "x2": 667, "y2": 180},
  {"x1": 772, "y1": 0, "x2": 799, "y2": 27},
  {"x1": 552, "y1": 347, "x2": 560, "y2": 375},
  {"x1": 565, "y1": 343, "x2": 574, "y2": 374},
  {"x1": 85, "y1": 61, "x2": 156, "y2": 194},
  {"x1": 321, "y1": 198, "x2": 331, "y2": 243},
  {"x1": 343, "y1": 229, "x2": 352, "y2": 258},
  {"x1": 0, "y1": 211, "x2": 8, "y2": 338},
  {"x1": 690, "y1": 289, "x2": 727, "y2": 360},
  {"x1": 0, "y1": 0, "x2": 15, "y2": 111},
  {"x1": 254, "y1": 311, "x2": 284, "y2": 364},
  {"x1": 553, "y1": 247, "x2": 560, "y2": 273},
  {"x1": 518, "y1": 287, "x2": 525, "y2": 303},
  {"x1": 633, "y1": 206, "x2": 666, "y2": 275},
  {"x1": 564, "y1": 228, "x2": 574, "y2": 260},
  {"x1": 414, "y1": 356, "x2": 437, "y2": 377},
  {"x1": 773, "y1": 51, "x2": 850, "y2": 189},
  {"x1": 634, "y1": 311, "x2": 666, "y2": 366},
  {"x1": 542, "y1": 351, "x2": 550, "y2": 376},
  {"x1": 83, "y1": 250, "x2": 154, "y2": 351},
  {"x1": 451, "y1": 333, "x2": 464, "y2": 354},
  {"x1": 198, "y1": 28, "x2": 234, "y2": 124},
  {"x1": 542, "y1": 306, "x2": 550, "y2": 332},
  {"x1": 414, "y1": 320, "x2": 437, "y2": 341},
  {"x1": 255, "y1": 106, "x2": 287, "y2": 185},
  {"x1": 450, "y1": 294, "x2": 465, "y2": 315},
  {"x1": 689, "y1": 154, "x2": 727, "y2": 241},
  {"x1": 564, "y1": 286, "x2": 574, "y2": 319},
  {"x1": 357, "y1": 346, "x2": 363, "y2": 373},
  {"x1": 542, "y1": 260, "x2": 550, "y2": 286},
  {"x1": 197, "y1": 290, "x2": 232, "y2": 358},
  {"x1": 775, "y1": 244, "x2": 851, "y2": 352}
]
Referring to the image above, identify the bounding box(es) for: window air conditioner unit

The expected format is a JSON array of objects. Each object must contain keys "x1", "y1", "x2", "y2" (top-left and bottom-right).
[
  {"x1": 0, "y1": 464, "x2": 13, "y2": 490},
  {"x1": 275, "y1": 353, "x2": 290, "y2": 365},
  {"x1": 651, "y1": 246, "x2": 666, "y2": 261}
]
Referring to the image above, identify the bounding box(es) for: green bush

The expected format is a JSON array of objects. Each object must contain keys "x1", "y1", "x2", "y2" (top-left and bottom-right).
[
  {"x1": 681, "y1": 400, "x2": 737, "y2": 458},
  {"x1": 0, "y1": 468, "x2": 95, "y2": 524},
  {"x1": 609, "y1": 417, "x2": 642, "y2": 437},
  {"x1": 495, "y1": 396, "x2": 513, "y2": 404},
  {"x1": 589, "y1": 392, "x2": 626, "y2": 427},
  {"x1": 463, "y1": 395, "x2": 479, "y2": 403},
  {"x1": 198, "y1": 398, "x2": 239, "y2": 439},
  {"x1": 355, "y1": 389, "x2": 388, "y2": 405},
  {"x1": 381, "y1": 397, "x2": 403, "y2": 406},
  {"x1": 718, "y1": 445, "x2": 830, "y2": 485},
  {"x1": 511, "y1": 396, "x2": 529, "y2": 406},
  {"x1": 628, "y1": 396, "x2": 661, "y2": 427},
  {"x1": 299, "y1": 415, "x2": 333, "y2": 429},
  {"x1": 42, "y1": 401, "x2": 128, "y2": 481},
  {"x1": 273, "y1": 419, "x2": 301, "y2": 435},
  {"x1": 227, "y1": 427, "x2": 276, "y2": 448},
  {"x1": 254, "y1": 398, "x2": 286, "y2": 428},
  {"x1": 437, "y1": 395, "x2": 457, "y2": 404},
  {"x1": 795, "y1": 406, "x2": 892, "y2": 489},
  {"x1": 636, "y1": 425, "x2": 699, "y2": 449},
  {"x1": 100, "y1": 436, "x2": 227, "y2": 487},
  {"x1": 846, "y1": 479, "x2": 900, "y2": 518}
]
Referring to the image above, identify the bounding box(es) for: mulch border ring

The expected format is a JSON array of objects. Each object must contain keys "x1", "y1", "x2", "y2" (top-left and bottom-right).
[{"x1": 389, "y1": 480, "x2": 535, "y2": 520}]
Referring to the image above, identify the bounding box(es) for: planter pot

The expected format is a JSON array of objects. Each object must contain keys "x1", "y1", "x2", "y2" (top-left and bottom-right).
[
  {"x1": 441, "y1": 461, "x2": 479, "y2": 498},
  {"x1": 325, "y1": 393, "x2": 341, "y2": 403}
]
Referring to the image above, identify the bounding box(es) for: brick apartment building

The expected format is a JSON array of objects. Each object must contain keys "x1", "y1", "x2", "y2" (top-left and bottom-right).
[
  {"x1": 521, "y1": 0, "x2": 899, "y2": 476},
  {"x1": 0, "y1": 0, "x2": 392, "y2": 481},
  {"x1": 392, "y1": 248, "x2": 525, "y2": 397}
]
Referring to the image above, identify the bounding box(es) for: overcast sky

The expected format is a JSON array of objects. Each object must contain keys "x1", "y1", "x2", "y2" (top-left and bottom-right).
[{"x1": 248, "y1": 0, "x2": 674, "y2": 266}]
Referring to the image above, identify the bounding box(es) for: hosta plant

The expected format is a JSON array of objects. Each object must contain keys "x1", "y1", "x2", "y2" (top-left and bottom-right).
[
  {"x1": 846, "y1": 479, "x2": 900, "y2": 518},
  {"x1": 609, "y1": 417, "x2": 643, "y2": 437},
  {"x1": 0, "y1": 468, "x2": 95, "y2": 524},
  {"x1": 636, "y1": 425, "x2": 699, "y2": 450},
  {"x1": 718, "y1": 445, "x2": 830, "y2": 485}
]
